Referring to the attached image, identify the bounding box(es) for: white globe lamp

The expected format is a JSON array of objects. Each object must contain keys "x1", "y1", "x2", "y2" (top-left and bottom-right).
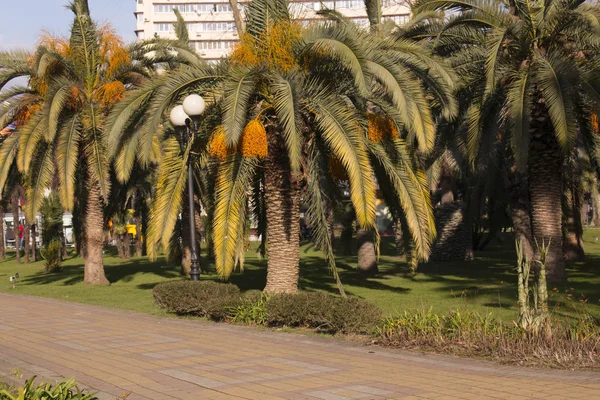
[
  {"x1": 169, "y1": 105, "x2": 188, "y2": 127},
  {"x1": 182, "y1": 94, "x2": 206, "y2": 117}
]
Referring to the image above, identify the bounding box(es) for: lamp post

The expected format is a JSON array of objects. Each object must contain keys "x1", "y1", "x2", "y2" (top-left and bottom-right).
[{"x1": 169, "y1": 94, "x2": 206, "y2": 281}]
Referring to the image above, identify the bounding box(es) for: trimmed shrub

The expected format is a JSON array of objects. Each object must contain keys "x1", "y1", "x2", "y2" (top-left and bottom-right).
[
  {"x1": 153, "y1": 283, "x2": 381, "y2": 334},
  {"x1": 153, "y1": 281, "x2": 242, "y2": 321},
  {"x1": 265, "y1": 292, "x2": 381, "y2": 334}
]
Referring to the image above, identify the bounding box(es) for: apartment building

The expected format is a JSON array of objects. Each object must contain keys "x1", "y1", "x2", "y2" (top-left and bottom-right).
[{"x1": 134, "y1": 0, "x2": 411, "y2": 61}]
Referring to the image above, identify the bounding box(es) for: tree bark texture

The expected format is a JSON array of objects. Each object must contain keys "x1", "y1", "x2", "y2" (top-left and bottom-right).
[
  {"x1": 141, "y1": 199, "x2": 148, "y2": 256},
  {"x1": 228, "y1": 0, "x2": 245, "y2": 36},
  {"x1": 263, "y1": 131, "x2": 300, "y2": 294},
  {"x1": 563, "y1": 183, "x2": 584, "y2": 262},
  {"x1": 357, "y1": 228, "x2": 378, "y2": 274},
  {"x1": 11, "y1": 193, "x2": 20, "y2": 263},
  {"x1": 508, "y1": 173, "x2": 535, "y2": 261},
  {"x1": 134, "y1": 216, "x2": 142, "y2": 257},
  {"x1": 592, "y1": 183, "x2": 600, "y2": 227},
  {"x1": 528, "y1": 106, "x2": 566, "y2": 282},
  {"x1": 440, "y1": 174, "x2": 455, "y2": 204},
  {"x1": 23, "y1": 219, "x2": 30, "y2": 263},
  {"x1": 30, "y1": 224, "x2": 36, "y2": 262},
  {"x1": 394, "y1": 218, "x2": 404, "y2": 256},
  {"x1": 83, "y1": 181, "x2": 109, "y2": 285},
  {"x1": 0, "y1": 205, "x2": 5, "y2": 259},
  {"x1": 430, "y1": 202, "x2": 474, "y2": 261}
]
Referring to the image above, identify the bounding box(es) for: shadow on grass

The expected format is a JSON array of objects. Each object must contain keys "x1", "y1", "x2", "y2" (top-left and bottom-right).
[{"x1": 9, "y1": 232, "x2": 599, "y2": 320}]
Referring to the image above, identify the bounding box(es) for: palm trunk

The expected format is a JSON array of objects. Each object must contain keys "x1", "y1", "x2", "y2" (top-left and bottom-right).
[
  {"x1": 24, "y1": 220, "x2": 30, "y2": 263},
  {"x1": 592, "y1": 183, "x2": 600, "y2": 227},
  {"x1": 123, "y1": 232, "x2": 131, "y2": 259},
  {"x1": 73, "y1": 201, "x2": 85, "y2": 257},
  {"x1": 563, "y1": 185, "x2": 584, "y2": 261},
  {"x1": 12, "y1": 193, "x2": 20, "y2": 263},
  {"x1": 528, "y1": 111, "x2": 566, "y2": 283},
  {"x1": 116, "y1": 233, "x2": 123, "y2": 258},
  {"x1": 0, "y1": 204, "x2": 5, "y2": 259},
  {"x1": 30, "y1": 224, "x2": 36, "y2": 262},
  {"x1": 263, "y1": 131, "x2": 300, "y2": 294},
  {"x1": 229, "y1": 0, "x2": 245, "y2": 36},
  {"x1": 508, "y1": 173, "x2": 535, "y2": 261},
  {"x1": 83, "y1": 181, "x2": 109, "y2": 285},
  {"x1": 440, "y1": 174, "x2": 454, "y2": 204},
  {"x1": 135, "y1": 216, "x2": 142, "y2": 257},
  {"x1": 141, "y1": 199, "x2": 148, "y2": 256},
  {"x1": 134, "y1": 190, "x2": 143, "y2": 257},
  {"x1": 394, "y1": 218, "x2": 404, "y2": 256},
  {"x1": 357, "y1": 228, "x2": 378, "y2": 274}
]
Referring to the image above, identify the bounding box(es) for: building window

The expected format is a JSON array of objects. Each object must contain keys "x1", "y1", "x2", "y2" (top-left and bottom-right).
[
  {"x1": 137, "y1": 13, "x2": 144, "y2": 23},
  {"x1": 193, "y1": 40, "x2": 238, "y2": 51},
  {"x1": 192, "y1": 22, "x2": 237, "y2": 32},
  {"x1": 336, "y1": 0, "x2": 364, "y2": 9},
  {"x1": 154, "y1": 3, "x2": 233, "y2": 14},
  {"x1": 154, "y1": 22, "x2": 174, "y2": 32},
  {"x1": 154, "y1": 3, "x2": 196, "y2": 13}
]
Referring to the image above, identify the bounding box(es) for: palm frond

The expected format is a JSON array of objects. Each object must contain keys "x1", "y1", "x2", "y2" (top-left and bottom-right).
[
  {"x1": 82, "y1": 105, "x2": 110, "y2": 199},
  {"x1": 0, "y1": 134, "x2": 20, "y2": 198},
  {"x1": 506, "y1": 68, "x2": 533, "y2": 170},
  {"x1": 146, "y1": 137, "x2": 188, "y2": 260},
  {"x1": 56, "y1": 116, "x2": 81, "y2": 210},
  {"x1": 271, "y1": 72, "x2": 303, "y2": 173},
  {"x1": 222, "y1": 68, "x2": 256, "y2": 146},
  {"x1": 305, "y1": 140, "x2": 346, "y2": 296},
  {"x1": 369, "y1": 139, "x2": 435, "y2": 261},
  {"x1": 535, "y1": 55, "x2": 577, "y2": 153},
  {"x1": 213, "y1": 155, "x2": 258, "y2": 279},
  {"x1": 172, "y1": 8, "x2": 190, "y2": 44},
  {"x1": 17, "y1": 112, "x2": 47, "y2": 173},
  {"x1": 310, "y1": 90, "x2": 376, "y2": 228},
  {"x1": 46, "y1": 79, "x2": 74, "y2": 142},
  {"x1": 25, "y1": 143, "x2": 54, "y2": 222}
]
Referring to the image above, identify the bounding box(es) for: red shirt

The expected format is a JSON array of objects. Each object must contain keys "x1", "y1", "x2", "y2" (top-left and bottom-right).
[{"x1": 18, "y1": 225, "x2": 24, "y2": 239}]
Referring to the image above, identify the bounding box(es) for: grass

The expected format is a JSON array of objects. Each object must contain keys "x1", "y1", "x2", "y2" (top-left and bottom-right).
[{"x1": 1, "y1": 229, "x2": 599, "y2": 322}]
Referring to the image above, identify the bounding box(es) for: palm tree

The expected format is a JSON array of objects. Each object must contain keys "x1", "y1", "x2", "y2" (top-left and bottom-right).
[
  {"x1": 414, "y1": 0, "x2": 600, "y2": 282},
  {"x1": 0, "y1": 0, "x2": 178, "y2": 284},
  {"x1": 106, "y1": 9, "x2": 216, "y2": 276},
  {"x1": 108, "y1": 0, "x2": 455, "y2": 294},
  {"x1": 213, "y1": 0, "x2": 456, "y2": 292}
]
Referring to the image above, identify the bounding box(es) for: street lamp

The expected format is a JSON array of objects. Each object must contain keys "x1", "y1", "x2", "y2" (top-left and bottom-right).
[{"x1": 169, "y1": 94, "x2": 206, "y2": 281}]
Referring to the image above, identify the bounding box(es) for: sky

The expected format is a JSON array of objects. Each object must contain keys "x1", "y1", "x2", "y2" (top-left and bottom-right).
[{"x1": 0, "y1": 0, "x2": 137, "y2": 51}]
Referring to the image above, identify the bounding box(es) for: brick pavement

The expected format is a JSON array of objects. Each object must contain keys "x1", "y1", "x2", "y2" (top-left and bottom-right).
[{"x1": 0, "y1": 293, "x2": 598, "y2": 400}]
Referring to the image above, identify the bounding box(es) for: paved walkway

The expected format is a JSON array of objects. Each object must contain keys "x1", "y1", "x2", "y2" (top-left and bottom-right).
[{"x1": 0, "y1": 294, "x2": 598, "y2": 400}]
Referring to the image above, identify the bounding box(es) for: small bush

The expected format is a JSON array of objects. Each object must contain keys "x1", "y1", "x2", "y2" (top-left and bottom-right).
[
  {"x1": 41, "y1": 239, "x2": 62, "y2": 273},
  {"x1": 0, "y1": 376, "x2": 97, "y2": 400},
  {"x1": 231, "y1": 292, "x2": 269, "y2": 325},
  {"x1": 265, "y1": 292, "x2": 381, "y2": 334},
  {"x1": 153, "y1": 281, "x2": 242, "y2": 321}
]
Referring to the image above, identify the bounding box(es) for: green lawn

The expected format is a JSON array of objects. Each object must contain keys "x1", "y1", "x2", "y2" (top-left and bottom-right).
[{"x1": 1, "y1": 229, "x2": 599, "y2": 322}]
